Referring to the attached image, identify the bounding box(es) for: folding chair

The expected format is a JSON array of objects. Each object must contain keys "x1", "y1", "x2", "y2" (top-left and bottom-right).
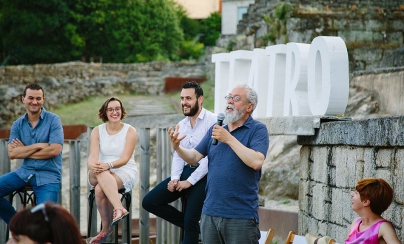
[
  {"x1": 285, "y1": 231, "x2": 337, "y2": 244},
  {"x1": 284, "y1": 231, "x2": 307, "y2": 244},
  {"x1": 263, "y1": 228, "x2": 275, "y2": 244}
]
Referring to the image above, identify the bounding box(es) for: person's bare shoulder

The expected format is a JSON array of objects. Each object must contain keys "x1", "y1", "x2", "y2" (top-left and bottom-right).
[{"x1": 379, "y1": 221, "x2": 401, "y2": 244}]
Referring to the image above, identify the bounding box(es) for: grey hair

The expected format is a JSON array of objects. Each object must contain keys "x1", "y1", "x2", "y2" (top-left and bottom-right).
[{"x1": 235, "y1": 84, "x2": 258, "y2": 111}]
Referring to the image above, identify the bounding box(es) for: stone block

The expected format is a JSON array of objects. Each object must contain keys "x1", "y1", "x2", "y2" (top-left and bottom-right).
[
  {"x1": 400, "y1": 208, "x2": 404, "y2": 241},
  {"x1": 312, "y1": 183, "x2": 331, "y2": 220},
  {"x1": 393, "y1": 149, "x2": 404, "y2": 204},
  {"x1": 353, "y1": 48, "x2": 383, "y2": 62},
  {"x1": 332, "y1": 224, "x2": 350, "y2": 244},
  {"x1": 288, "y1": 30, "x2": 315, "y2": 44},
  {"x1": 372, "y1": 32, "x2": 384, "y2": 42},
  {"x1": 334, "y1": 147, "x2": 358, "y2": 187},
  {"x1": 298, "y1": 117, "x2": 404, "y2": 146},
  {"x1": 257, "y1": 117, "x2": 318, "y2": 136},
  {"x1": 391, "y1": 20, "x2": 404, "y2": 31},
  {"x1": 299, "y1": 179, "x2": 310, "y2": 212},
  {"x1": 363, "y1": 148, "x2": 376, "y2": 178},
  {"x1": 317, "y1": 221, "x2": 328, "y2": 236},
  {"x1": 298, "y1": 212, "x2": 310, "y2": 235},
  {"x1": 311, "y1": 147, "x2": 331, "y2": 184},
  {"x1": 329, "y1": 18, "x2": 348, "y2": 30},
  {"x1": 307, "y1": 218, "x2": 320, "y2": 237},
  {"x1": 331, "y1": 187, "x2": 351, "y2": 226},
  {"x1": 375, "y1": 169, "x2": 391, "y2": 183},
  {"x1": 375, "y1": 148, "x2": 393, "y2": 168},
  {"x1": 383, "y1": 201, "x2": 400, "y2": 228},
  {"x1": 286, "y1": 18, "x2": 300, "y2": 31},
  {"x1": 299, "y1": 146, "x2": 311, "y2": 180},
  {"x1": 387, "y1": 32, "x2": 404, "y2": 45},
  {"x1": 339, "y1": 30, "x2": 373, "y2": 43},
  {"x1": 364, "y1": 19, "x2": 384, "y2": 31}
]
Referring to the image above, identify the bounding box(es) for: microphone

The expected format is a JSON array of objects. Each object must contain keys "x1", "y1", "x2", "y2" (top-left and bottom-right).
[{"x1": 212, "y1": 113, "x2": 225, "y2": 145}]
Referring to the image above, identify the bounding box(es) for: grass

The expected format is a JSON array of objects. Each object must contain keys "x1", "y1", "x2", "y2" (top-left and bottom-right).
[
  {"x1": 51, "y1": 95, "x2": 138, "y2": 127},
  {"x1": 282, "y1": 199, "x2": 291, "y2": 204},
  {"x1": 51, "y1": 79, "x2": 215, "y2": 127}
]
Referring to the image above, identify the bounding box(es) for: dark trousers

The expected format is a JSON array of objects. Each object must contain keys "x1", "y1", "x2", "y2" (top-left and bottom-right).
[{"x1": 142, "y1": 165, "x2": 206, "y2": 244}]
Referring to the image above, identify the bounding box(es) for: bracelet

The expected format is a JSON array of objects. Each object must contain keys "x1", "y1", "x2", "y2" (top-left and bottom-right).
[{"x1": 108, "y1": 162, "x2": 114, "y2": 168}]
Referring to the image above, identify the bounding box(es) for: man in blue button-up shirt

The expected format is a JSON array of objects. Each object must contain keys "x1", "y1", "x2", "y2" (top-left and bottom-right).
[{"x1": 0, "y1": 83, "x2": 64, "y2": 224}]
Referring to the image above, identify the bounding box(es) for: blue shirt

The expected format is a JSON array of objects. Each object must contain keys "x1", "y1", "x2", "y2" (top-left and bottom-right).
[
  {"x1": 8, "y1": 108, "x2": 64, "y2": 186},
  {"x1": 195, "y1": 116, "x2": 269, "y2": 221}
]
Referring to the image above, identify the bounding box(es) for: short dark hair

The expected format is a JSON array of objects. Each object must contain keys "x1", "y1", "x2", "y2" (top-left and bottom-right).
[
  {"x1": 356, "y1": 178, "x2": 393, "y2": 215},
  {"x1": 98, "y1": 97, "x2": 127, "y2": 122},
  {"x1": 181, "y1": 81, "x2": 203, "y2": 98},
  {"x1": 23, "y1": 83, "x2": 44, "y2": 97},
  {"x1": 8, "y1": 202, "x2": 83, "y2": 244}
]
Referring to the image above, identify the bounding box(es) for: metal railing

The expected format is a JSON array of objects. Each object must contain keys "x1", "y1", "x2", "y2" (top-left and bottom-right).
[{"x1": 0, "y1": 127, "x2": 181, "y2": 244}]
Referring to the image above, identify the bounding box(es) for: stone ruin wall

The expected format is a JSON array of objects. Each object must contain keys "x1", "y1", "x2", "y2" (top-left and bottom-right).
[
  {"x1": 217, "y1": 0, "x2": 404, "y2": 72},
  {"x1": 0, "y1": 61, "x2": 207, "y2": 128}
]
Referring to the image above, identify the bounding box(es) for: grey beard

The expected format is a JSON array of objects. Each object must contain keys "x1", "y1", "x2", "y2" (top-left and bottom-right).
[{"x1": 224, "y1": 107, "x2": 246, "y2": 124}]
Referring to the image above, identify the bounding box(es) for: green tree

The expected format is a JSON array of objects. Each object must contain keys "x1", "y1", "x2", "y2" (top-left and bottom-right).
[
  {"x1": 200, "y1": 12, "x2": 221, "y2": 46},
  {"x1": 0, "y1": 0, "x2": 184, "y2": 64},
  {"x1": 69, "y1": 0, "x2": 184, "y2": 63},
  {"x1": 0, "y1": 0, "x2": 73, "y2": 65}
]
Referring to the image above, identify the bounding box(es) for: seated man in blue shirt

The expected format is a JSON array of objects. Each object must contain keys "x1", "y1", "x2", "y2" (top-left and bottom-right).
[
  {"x1": 169, "y1": 84, "x2": 269, "y2": 244},
  {"x1": 0, "y1": 83, "x2": 64, "y2": 224}
]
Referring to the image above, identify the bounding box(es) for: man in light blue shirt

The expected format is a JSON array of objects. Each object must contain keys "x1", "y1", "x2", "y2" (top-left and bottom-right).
[{"x1": 0, "y1": 83, "x2": 64, "y2": 224}]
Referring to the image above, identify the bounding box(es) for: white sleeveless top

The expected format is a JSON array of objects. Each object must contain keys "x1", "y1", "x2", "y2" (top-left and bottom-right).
[{"x1": 98, "y1": 123, "x2": 138, "y2": 192}]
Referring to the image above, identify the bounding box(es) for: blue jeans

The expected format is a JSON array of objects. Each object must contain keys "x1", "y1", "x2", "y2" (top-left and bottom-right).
[
  {"x1": 142, "y1": 165, "x2": 206, "y2": 244},
  {"x1": 201, "y1": 214, "x2": 261, "y2": 244},
  {"x1": 0, "y1": 172, "x2": 60, "y2": 224}
]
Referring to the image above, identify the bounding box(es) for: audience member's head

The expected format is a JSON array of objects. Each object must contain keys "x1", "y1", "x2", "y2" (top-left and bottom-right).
[
  {"x1": 355, "y1": 178, "x2": 393, "y2": 215},
  {"x1": 7, "y1": 202, "x2": 84, "y2": 244}
]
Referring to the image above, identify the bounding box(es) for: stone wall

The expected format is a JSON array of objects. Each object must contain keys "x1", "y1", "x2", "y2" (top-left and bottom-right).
[
  {"x1": 297, "y1": 117, "x2": 404, "y2": 243},
  {"x1": 350, "y1": 68, "x2": 404, "y2": 116},
  {"x1": 217, "y1": 0, "x2": 404, "y2": 72},
  {"x1": 0, "y1": 61, "x2": 207, "y2": 128}
]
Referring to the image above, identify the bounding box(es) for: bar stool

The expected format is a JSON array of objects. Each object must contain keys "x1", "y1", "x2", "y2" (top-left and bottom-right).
[
  {"x1": 6, "y1": 185, "x2": 37, "y2": 241},
  {"x1": 87, "y1": 188, "x2": 131, "y2": 244}
]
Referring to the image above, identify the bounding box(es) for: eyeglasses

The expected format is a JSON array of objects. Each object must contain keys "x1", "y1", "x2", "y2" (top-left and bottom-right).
[
  {"x1": 107, "y1": 107, "x2": 121, "y2": 113},
  {"x1": 224, "y1": 95, "x2": 244, "y2": 102},
  {"x1": 31, "y1": 203, "x2": 49, "y2": 222}
]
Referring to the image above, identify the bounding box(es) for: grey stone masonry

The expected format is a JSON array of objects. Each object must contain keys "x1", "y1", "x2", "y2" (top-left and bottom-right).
[
  {"x1": 297, "y1": 117, "x2": 404, "y2": 243},
  {"x1": 298, "y1": 116, "x2": 404, "y2": 146}
]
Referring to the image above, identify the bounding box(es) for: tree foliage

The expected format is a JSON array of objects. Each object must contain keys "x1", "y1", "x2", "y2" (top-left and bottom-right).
[
  {"x1": 0, "y1": 0, "x2": 72, "y2": 64},
  {"x1": 200, "y1": 12, "x2": 221, "y2": 47},
  {"x1": 177, "y1": 10, "x2": 221, "y2": 60},
  {"x1": 0, "y1": 0, "x2": 184, "y2": 65},
  {"x1": 0, "y1": 0, "x2": 222, "y2": 65}
]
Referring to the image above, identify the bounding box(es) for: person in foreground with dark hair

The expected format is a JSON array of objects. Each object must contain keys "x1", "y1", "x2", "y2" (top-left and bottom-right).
[
  {"x1": 142, "y1": 81, "x2": 216, "y2": 244},
  {"x1": 346, "y1": 178, "x2": 401, "y2": 244},
  {"x1": 87, "y1": 97, "x2": 138, "y2": 244},
  {"x1": 169, "y1": 84, "x2": 269, "y2": 244},
  {"x1": 7, "y1": 202, "x2": 84, "y2": 244},
  {"x1": 1, "y1": 83, "x2": 64, "y2": 224}
]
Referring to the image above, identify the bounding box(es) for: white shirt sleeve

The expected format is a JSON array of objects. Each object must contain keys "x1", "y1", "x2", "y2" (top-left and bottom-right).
[{"x1": 170, "y1": 108, "x2": 217, "y2": 185}]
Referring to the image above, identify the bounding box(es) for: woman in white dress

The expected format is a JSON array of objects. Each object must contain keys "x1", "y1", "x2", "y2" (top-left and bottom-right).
[{"x1": 87, "y1": 97, "x2": 138, "y2": 244}]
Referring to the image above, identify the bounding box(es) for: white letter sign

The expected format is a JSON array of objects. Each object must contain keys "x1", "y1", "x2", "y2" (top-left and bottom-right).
[{"x1": 212, "y1": 36, "x2": 349, "y2": 117}]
